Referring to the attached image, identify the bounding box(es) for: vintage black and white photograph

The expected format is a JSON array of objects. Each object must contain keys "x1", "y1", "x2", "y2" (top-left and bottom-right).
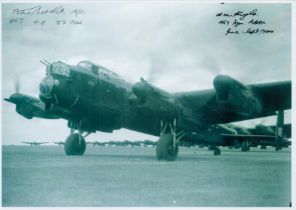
[{"x1": 2, "y1": 1, "x2": 293, "y2": 207}]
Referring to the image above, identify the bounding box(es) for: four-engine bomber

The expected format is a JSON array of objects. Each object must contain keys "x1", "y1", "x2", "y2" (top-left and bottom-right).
[{"x1": 5, "y1": 60, "x2": 291, "y2": 160}]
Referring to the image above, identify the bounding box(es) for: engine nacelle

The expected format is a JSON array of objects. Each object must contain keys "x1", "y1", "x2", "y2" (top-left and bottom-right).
[
  {"x1": 16, "y1": 104, "x2": 34, "y2": 119},
  {"x1": 213, "y1": 75, "x2": 263, "y2": 116},
  {"x1": 132, "y1": 78, "x2": 178, "y2": 120}
]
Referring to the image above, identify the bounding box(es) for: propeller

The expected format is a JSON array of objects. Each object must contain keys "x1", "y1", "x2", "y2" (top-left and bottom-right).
[
  {"x1": 4, "y1": 77, "x2": 21, "y2": 103},
  {"x1": 15, "y1": 78, "x2": 20, "y2": 93}
]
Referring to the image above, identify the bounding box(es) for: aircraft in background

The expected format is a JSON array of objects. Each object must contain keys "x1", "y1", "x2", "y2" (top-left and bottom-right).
[
  {"x1": 249, "y1": 123, "x2": 291, "y2": 138},
  {"x1": 247, "y1": 123, "x2": 291, "y2": 149},
  {"x1": 220, "y1": 111, "x2": 291, "y2": 151},
  {"x1": 86, "y1": 141, "x2": 105, "y2": 146},
  {"x1": 22, "y1": 141, "x2": 49, "y2": 146},
  {"x1": 53, "y1": 141, "x2": 65, "y2": 146},
  {"x1": 177, "y1": 111, "x2": 291, "y2": 153},
  {"x1": 85, "y1": 140, "x2": 158, "y2": 147},
  {"x1": 5, "y1": 60, "x2": 291, "y2": 160}
]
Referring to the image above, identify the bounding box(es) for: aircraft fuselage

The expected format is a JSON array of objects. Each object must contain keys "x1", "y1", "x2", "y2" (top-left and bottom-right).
[
  {"x1": 35, "y1": 60, "x2": 290, "y2": 148},
  {"x1": 39, "y1": 61, "x2": 180, "y2": 136}
]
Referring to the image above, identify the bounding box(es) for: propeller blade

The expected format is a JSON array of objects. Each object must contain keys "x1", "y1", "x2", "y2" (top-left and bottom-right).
[{"x1": 14, "y1": 79, "x2": 20, "y2": 93}]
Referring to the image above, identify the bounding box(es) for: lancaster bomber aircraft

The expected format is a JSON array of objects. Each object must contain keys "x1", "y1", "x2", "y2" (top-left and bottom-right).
[
  {"x1": 53, "y1": 141, "x2": 65, "y2": 146},
  {"x1": 22, "y1": 141, "x2": 49, "y2": 146},
  {"x1": 222, "y1": 113, "x2": 291, "y2": 151},
  {"x1": 4, "y1": 60, "x2": 291, "y2": 160}
]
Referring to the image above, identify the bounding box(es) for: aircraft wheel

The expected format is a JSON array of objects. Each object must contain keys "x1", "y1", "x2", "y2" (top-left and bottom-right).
[
  {"x1": 64, "y1": 133, "x2": 86, "y2": 156},
  {"x1": 156, "y1": 133, "x2": 178, "y2": 161},
  {"x1": 241, "y1": 141, "x2": 249, "y2": 152},
  {"x1": 213, "y1": 147, "x2": 221, "y2": 155}
]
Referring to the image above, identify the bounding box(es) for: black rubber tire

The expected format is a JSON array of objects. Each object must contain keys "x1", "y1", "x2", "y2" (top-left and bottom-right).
[
  {"x1": 156, "y1": 133, "x2": 178, "y2": 161},
  {"x1": 213, "y1": 147, "x2": 221, "y2": 155},
  {"x1": 64, "y1": 133, "x2": 86, "y2": 156},
  {"x1": 241, "y1": 141, "x2": 249, "y2": 152}
]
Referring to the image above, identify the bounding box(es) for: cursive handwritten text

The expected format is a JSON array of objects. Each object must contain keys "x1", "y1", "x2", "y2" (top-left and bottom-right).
[
  {"x1": 8, "y1": 5, "x2": 85, "y2": 27},
  {"x1": 13, "y1": 6, "x2": 65, "y2": 15},
  {"x1": 216, "y1": 8, "x2": 274, "y2": 36},
  {"x1": 216, "y1": 9, "x2": 258, "y2": 20}
]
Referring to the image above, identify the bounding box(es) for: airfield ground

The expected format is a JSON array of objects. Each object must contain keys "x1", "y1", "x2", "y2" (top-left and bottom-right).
[{"x1": 2, "y1": 145, "x2": 291, "y2": 207}]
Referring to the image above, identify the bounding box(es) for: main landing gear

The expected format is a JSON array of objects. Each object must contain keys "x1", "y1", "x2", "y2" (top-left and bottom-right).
[
  {"x1": 156, "y1": 119, "x2": 185, "y2": 161},
  {"x1": 64, "y1": 121, "x2": 90, "y2": 156},
  {"x1": 208, "y1": 145, "x2": 221, "y2": 155},
  {"x1": 241, "y1": 141, "x2": 250, "y2": 152}
]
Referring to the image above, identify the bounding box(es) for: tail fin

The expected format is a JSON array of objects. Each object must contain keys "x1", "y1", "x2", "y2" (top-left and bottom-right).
[{"x1": 275, "y1": 110, "x2": 284, "y2": 151}]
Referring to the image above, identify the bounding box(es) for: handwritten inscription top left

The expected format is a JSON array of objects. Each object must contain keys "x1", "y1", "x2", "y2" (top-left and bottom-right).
[
  {"x1": 8, "y1": 5, "x2": 85, "y2": 26},
  {"x1": 12, "y1": 5, "x2": 84, "y2": 17}
]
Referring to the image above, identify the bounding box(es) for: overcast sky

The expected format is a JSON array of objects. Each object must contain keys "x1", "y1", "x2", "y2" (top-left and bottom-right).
[{"x1": 2, "y1": 2, "x2": 292, "y2": 145}]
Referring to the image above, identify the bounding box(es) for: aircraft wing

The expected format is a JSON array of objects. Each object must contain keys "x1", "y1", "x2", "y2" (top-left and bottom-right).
[
  {"x1": 175, "y1": 77, "x2": 291, "y2": 125},
  {"x1": 54, "y1": 142, "x2": 65, "y2": 144},
  {"x1": 22, "y1": 142, "x2": 32, "y2": 144}
]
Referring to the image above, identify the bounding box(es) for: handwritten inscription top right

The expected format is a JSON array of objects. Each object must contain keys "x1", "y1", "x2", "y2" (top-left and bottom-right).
[{"x1": 216, "y1": 9, "x2": 274, "y2": 36}]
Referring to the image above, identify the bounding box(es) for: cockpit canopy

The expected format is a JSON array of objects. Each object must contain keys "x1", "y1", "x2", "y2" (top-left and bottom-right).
[
  {"x1": 77, "y1": 61, "x2": 99, "y2": 74},
  {"x1": 49, "y1": 61, "x2": 71, "y2": 77},
  {"x1": 77, "y1": 60, "x2": 123, "y2": 80}
]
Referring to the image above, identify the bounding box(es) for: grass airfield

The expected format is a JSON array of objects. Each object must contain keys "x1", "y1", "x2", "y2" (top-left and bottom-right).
[{"x1": 2, "y1": 145, "x2": 291, "y2": 207}]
